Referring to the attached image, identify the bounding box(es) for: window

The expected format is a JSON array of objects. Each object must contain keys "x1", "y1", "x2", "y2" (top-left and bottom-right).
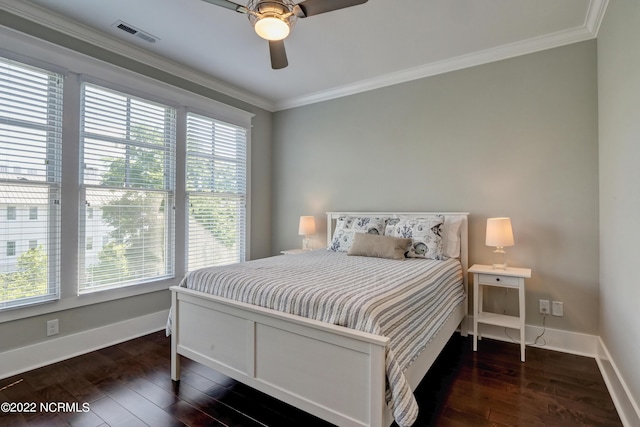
[
  {"x1": 186, "y1": 112, "x2": 247, "y2": 271},
  {"x1": 79, "y1": 83, "x2": 176, "y2": 293},
  {"x1": 0, "y1": 57, "x2": 62, "y2": 309},
  {"x1": 0, "y1": 37, "x2": 252, "y2": 317},
  {"x1": 6, "y1": 241, "x2": 16, "y2": 257}
]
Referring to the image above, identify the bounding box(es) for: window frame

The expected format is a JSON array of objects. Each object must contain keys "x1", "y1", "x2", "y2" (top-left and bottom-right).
[
  {"x1": 0, "y1": 27, "x2": 253, "y2": 322},
  {"x1": 0, "y1": 55, "x2": 63, "y2": 310},
  {"x1": 186, "y1": 110, "x2": 248, "y2": 272},
  {"x1": 78, "y1": 81, "x2": 177, "y2": 294}
]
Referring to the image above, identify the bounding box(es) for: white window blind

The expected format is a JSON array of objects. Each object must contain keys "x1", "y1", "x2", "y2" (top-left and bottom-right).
[
  {"x1": 186, "y1": 112, "x2": 247, "y2": 271},
  {"x1": 79, "y1": 83, "x2": 176, "y2": 293},
  {"x1": 0, "y1": 56, "x2": 63, "y2": 310}
]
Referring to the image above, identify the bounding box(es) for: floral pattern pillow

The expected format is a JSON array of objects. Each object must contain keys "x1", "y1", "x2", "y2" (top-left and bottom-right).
[
  {"x1": 328, "y1": 216, "x2": 387, "y2": 252},
  {"x1": 386, "y1": 216, "x2": 445, "y2": 259}
]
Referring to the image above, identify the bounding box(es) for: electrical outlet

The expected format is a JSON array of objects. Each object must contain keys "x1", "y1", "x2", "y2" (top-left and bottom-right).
[
  {"x1": 46, "y1": 319, "x2": 59, "y2": 336},
  {"x1": 539, "y1": 299, "x2": 550, "y2": 314},
  {"x1": 552, "y1": 301, "x2": 564, "y2": 316}
]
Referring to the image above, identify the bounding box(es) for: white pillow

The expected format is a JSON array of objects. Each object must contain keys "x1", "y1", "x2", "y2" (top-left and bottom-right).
[{"x1": 442, "y1": 215, "x2": 464, "y2": 259}]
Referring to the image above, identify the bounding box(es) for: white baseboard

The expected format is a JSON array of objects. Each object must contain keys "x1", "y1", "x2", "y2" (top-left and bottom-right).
[
  {"x1": 467, "y1": 315, "x2": 598, "y2": 357},
  {"x1": 2, "y1": 311, "x2": 636, "y2": 427},
  {"x1": 0, "y1": 309, "x2": 169, "y2": 380},
  {"x1": 596, "y1": 338, "x2": 640, "y2": 427},
  {"x1": 469, "y1": 317, "x2": 640, "y2": 426}
]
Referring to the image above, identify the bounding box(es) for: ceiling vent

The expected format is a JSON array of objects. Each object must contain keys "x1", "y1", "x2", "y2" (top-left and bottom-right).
[{"x1": 112, "y1": 20, "x2": 158, "y2": 43}]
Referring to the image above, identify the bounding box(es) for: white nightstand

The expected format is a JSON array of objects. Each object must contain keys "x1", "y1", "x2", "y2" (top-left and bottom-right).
[
  {"x1": 469, "y1": 264, "x2": 532, "y2": 362},
  {"x1": 280, "y1": 249, "x2": 307, "y2": 255}
]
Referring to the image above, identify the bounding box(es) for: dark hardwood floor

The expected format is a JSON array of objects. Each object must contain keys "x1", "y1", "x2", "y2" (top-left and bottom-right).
[{"x1": 0, "y1": 331, "x2": 622, "y2": 427}]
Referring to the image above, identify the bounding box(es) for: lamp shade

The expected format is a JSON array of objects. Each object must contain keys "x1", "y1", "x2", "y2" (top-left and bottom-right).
[
  {"x1": 298, "y1": 216, "x2": 316, "y2": 236},
  {"x1": 486, "y1": 217, "x2": 514, "y2": 247}
]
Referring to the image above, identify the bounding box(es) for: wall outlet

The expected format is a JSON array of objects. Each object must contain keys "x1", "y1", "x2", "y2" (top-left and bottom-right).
[
  {"x1": 46, "y1": 319, "x2": 59, "y2": 336},
  {"x1": 539, "y1": 299, "x2": 550, "y2": 314},
  {"x1": 552, "y1": 301, "x2": 564, "y2": 316}
]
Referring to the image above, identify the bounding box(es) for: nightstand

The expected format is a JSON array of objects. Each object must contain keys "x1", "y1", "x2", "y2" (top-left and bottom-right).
[
  {"x1": 280, "y1": 249, "x2": 307, "y2": 255},
  {"x1": 469, "y1": 264, "x2": 532, "y2": 362}
]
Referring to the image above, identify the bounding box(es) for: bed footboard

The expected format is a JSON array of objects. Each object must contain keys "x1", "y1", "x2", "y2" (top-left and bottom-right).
[{"x1": 171, "y1": 286, "x2": 390, "y2": 427}]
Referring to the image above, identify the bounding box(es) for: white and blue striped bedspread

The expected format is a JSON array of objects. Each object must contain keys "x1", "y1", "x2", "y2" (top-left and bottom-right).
[{"x1": 177, "y1": 250, "x2": 465, "y2": 427}]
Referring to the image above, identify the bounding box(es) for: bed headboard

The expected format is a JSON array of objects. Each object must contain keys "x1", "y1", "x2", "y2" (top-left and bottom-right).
[
  {"x1": 325, "y1": 212, "x2": 470, "y2": 322},
  {"x1": 325, "y1": 211, "x2": 469, "y2": 263}
]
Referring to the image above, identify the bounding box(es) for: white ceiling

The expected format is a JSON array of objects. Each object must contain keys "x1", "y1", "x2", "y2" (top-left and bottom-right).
[{"x1": 4, "y1": 0, "x2": 607, "y2": 111}]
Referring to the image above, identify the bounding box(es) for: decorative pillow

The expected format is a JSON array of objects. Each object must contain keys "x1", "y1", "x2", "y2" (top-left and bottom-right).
[
  {"x1": 347, "y1": 233, "x2": 411, "y2": 260},
  {"x1": 387, "y1": 216, "x2": 445, "y2": 259},
  {"x1": 328, "y1": 216, "x2": 387, "y2": 252}
]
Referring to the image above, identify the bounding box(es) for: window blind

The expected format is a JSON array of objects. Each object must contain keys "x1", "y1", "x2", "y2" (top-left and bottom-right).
[
  {"x1": 0, "y1": 56, "x2": 63, "y2": 309},
  {"x1": 79, "y1": 83, "x2": 176, "y2": 293},
  {"x1": 186, "y1": 112, "x2": 247, "y2": 271}
]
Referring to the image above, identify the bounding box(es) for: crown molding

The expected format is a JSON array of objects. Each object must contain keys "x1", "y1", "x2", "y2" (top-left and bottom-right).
[
  {"x1": 275, "y1": 0, "x2": 608, "y2": 111},
  {"x1": 0, "y1": 0, "x2": 275, "y2": 111},
  {"x1": 2, "y1": 0, "x2": 608, "y2": 113},
  {"x1": 585, "y1": 0, "x2": 609, "y2": 36}
]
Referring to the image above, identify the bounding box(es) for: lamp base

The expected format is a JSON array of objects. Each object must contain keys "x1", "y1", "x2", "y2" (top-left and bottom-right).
[
  {"x1": 302, "y1": 236, "x2": 312, "y2": 251},
  {"x1": 492, "y1": 247, "x2": 508, "y2": 270}
]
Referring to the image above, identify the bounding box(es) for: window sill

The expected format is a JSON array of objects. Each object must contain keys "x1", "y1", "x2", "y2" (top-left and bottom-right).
[{"x1": 0, "y1": 277, "x2": 179, "y2": 323}]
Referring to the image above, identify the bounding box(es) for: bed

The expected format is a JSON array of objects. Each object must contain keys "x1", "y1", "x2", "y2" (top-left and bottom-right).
[{"x1": 169, "y1": 211, "x2": 469, "y2": 427}]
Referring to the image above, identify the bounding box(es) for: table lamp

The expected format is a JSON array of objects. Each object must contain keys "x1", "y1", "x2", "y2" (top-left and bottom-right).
[
  {"x1": 298, "y1": 215, "x2": 316, "y2": 251},
  {"x1": 485, "y1": 217, "x2": 514, "y2": 269}
]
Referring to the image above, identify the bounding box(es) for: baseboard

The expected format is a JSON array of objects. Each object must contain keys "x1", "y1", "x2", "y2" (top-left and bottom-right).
[
  {"x1": 0, "y1": 309, "x2": 169, "y2": 380},
  {"x1": 467, "y1": 315, "x2": 598, "y2": 357},
  {"x1": 468, "y1": 317, "x2": 640, "y2": 425},
  {"x1": 596, "y1": 338, "x2": 640, "y2": 427},
  {"x1": 2, "y1": 311, "x2": 636, "y2": 427}
]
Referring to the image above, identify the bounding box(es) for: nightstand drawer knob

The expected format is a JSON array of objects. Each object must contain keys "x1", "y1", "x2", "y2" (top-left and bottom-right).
[{"x1": 478, "y1": 273, "x2": 519, "y2": 286}]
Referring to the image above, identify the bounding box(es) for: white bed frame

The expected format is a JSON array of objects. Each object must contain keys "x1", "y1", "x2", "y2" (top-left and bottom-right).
[{"x1": 170, "y1": 212, "x2": 469, "y2": 427}]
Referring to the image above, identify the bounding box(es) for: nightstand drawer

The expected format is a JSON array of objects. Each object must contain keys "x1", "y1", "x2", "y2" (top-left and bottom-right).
[{"x1": 478, "y1": 273, "x2": 519, "y2": 287}]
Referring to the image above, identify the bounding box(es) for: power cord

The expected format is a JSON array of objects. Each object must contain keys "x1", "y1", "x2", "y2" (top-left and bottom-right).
[
  {"x1": 493, "y1": 288, "x2": 547, "y2": 347},
  {"x1": 504, "y1": 312, "x2": 547, "y2": 346}
]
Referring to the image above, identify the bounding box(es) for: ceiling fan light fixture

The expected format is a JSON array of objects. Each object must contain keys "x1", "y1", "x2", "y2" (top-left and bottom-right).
[{"x1": 254, "y1": 16, "x2": 290, "y2": 40}]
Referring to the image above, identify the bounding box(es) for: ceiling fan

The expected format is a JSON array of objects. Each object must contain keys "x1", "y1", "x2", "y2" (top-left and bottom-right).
[{"x1": 201, "y1": 0, "x2": 368, "y2": 69}]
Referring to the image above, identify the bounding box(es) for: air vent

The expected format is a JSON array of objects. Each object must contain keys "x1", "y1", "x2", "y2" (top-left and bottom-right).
[{"x1": 112, "y1": 20, "x2": 159, "y2": 43}]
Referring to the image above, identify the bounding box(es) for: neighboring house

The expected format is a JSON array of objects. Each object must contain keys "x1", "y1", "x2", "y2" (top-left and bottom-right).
[{"x1": 0, "y1": 170, "x2": 111, "y2": 275}]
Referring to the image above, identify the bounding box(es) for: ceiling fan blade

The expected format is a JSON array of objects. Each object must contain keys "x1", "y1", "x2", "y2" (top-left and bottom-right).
[
  {"x1": 293, "y1": 0, "x2": 368, "y2": 18},
  {"x1": 200, "y1": 0, "x2": 248, "y2": 13},
  {"x1": 269, "y1": 40, "x2": 288, "y2": 69}
]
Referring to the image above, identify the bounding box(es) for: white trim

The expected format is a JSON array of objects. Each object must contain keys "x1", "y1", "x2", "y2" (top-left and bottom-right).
[
  {"x1": 276, "y1": 23, "x2": 598, "y2": 111},
  {"x1": 467, "y1": 315, "x2": 598, "y2": 357},
  {"x1": 276, "y1": 0, "x2": 610, "y2": 110},
  {"x1": 0, "y1": 24, "x2": 253, "y2": 322},
  {"x1": 0, "y1": 25, "x2": 254, "y2": 128},
  {"x1": 586, "y1": 0, "x2": 610, "y2": 37},
  {"x1": 1, "y1": 0, "x2": 609, "y2": 112},
  {"x1": 0, "y1": 309, "x2": 169, "y2": 380},
  {"x1": 1, "y1": 307, "x2": 634, "y2": 427},
  {"x1": 596, "y1": 338, "x2": 640, "y2": 427},
  {"x1": 0, "y1": 0, "x2": 272, "y2": 111}
]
